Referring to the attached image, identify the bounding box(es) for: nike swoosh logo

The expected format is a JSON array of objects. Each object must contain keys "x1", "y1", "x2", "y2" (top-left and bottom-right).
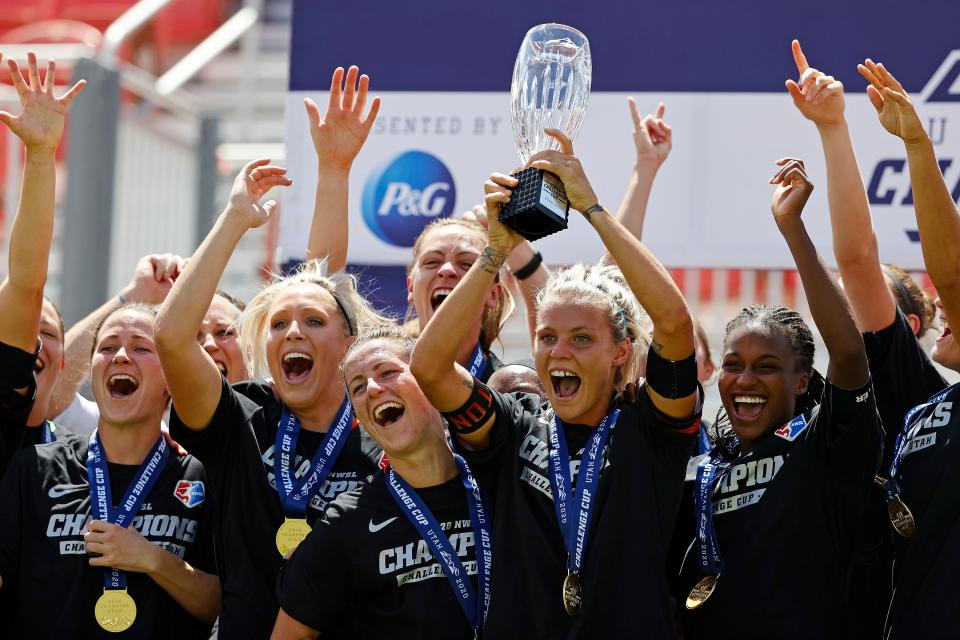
[
  {"x1": 368, "y1": 517, "x2": 398, "y2": 533},
  {"x1": 48, "y1": 484, "x2": 88, "y2": 499}
]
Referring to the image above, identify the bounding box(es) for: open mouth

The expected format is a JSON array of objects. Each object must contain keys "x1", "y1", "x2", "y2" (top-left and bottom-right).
[
  {"x1": 281, "y1": 352, "x2": 314, "y2": 383},
  {"x1": 731, "y1": 394, "x2": 766, "y2": 422},
  {"x1": 937, "y1": 321, "x2": 952, "y2": 344},
  {"x1": 373, "y1": 401, "x2": 405, "y2": 427},
  {"x1": 107, "y1": 374, "x2": 140, "y2": 399},
  {"x1": 550, "y1": 369, "x2": 581, "y2": 400},
  {"x1": 430, "y1": 288, "x2": 453, "y2": 311}
]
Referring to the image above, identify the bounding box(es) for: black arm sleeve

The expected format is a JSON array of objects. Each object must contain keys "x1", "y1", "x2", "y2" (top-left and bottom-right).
[{"x1": 168, "y1": 377, "x2": 261, "y2": 469}]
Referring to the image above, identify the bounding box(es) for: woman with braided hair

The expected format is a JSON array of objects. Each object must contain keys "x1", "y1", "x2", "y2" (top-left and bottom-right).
[{"x1": 673, "y1": 158, "x2": 880, "y2": 639}]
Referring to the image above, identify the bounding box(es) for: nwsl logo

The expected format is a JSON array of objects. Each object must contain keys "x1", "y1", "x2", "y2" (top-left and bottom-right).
[
  {"x1": 174, "y1": 480, "x2": 205, "y2": 508},
  {"x1": 774, "y1": 415, "x2": 807, "y2": 442},
  {"x1": 362, "y1": 150, "x2": 456, "y2": 246}
]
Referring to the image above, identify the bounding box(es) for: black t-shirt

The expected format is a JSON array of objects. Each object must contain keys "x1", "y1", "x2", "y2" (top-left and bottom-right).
[
  {"x1": 846, "y1": 311, "x2": 949, "y2": 638},
  {"x1": 278, "y1": 471, "x2": 479, "y2": 639},
  {"x1": 169, "y1": 377, "x2": 382, "y2": 640},
  {"x1": 863, "y1": 308, "x2": 947, "y2": 466},
  {"x1": 0, "y1": 434, "x2": 215, "y2": 639},
  {"x1": 675, "y1": 380, "x2": 880, "y2": 639},
  {"x1": 456, "y1": 387, "x2": 698, "y2": 639},
  {"x1": 884, "y1": 382, "x2": 960, "y2": 638},
  {"x1": 0, "y1": 340, "x2": 48, "y2": 476}
]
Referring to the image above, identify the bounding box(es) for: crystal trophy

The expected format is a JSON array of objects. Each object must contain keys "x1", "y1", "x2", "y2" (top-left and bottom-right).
[{"x1": 499, "y1": 24, "x2": 592, "y2": 241}]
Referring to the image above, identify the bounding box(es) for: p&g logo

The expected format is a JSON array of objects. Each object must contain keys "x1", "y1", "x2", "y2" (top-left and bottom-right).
[{"x1": 362, "y1": 150, "x2": 456, "y2": 246}]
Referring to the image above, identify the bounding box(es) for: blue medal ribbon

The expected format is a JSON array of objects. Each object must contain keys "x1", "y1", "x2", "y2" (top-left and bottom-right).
[
  {"x1": 547, "y1": 409, "x2": 620, "y2": 575},
  {"x1": 41, "y1": 420, "x2": 56, "y2": 444},
  {"x1": 885, "y1": 388, "x2": 950, "y2": 504},
  {"x1": 693, "y1": 452, "x2": 734, "y2": 577},
  {"x1": 692, "y1": 413, "x2": 804, "y2": 577},
  {"x1": 86, "y1": 431, "x2": 169, "y2": 590},
  {"x1": 385, "y1": 454, "x2": 493, "y2": 631},
  {"x1": 466, "y1": 342, "x2": 488, "y2": 380},
  {"x1": 274, "y1": 396, "x2": 354, "y2": 517}
]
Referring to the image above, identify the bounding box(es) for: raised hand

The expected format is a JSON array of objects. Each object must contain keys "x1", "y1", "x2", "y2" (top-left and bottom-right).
[
  {"x1": 0, "y1": 52, "x2": 86, "y2": 151},
  {"x1": 527, "y1": 129, "x2": 600, "y2": 214},
  {"x1": 483, "y1": 173, "x2": 525, "y2": 254},
  {"x1": 304, "y1": 66, "x2": 381, "y2": 171},
  {"x1": 226, "y1": 158, "x2": 293, "y2": 229},
  {"x1": 785, "y1": 40, "x2": 844, "y2": 127},
  {"x1": 857, "y1": 60, "x2": 927, "y2": 145},
  {"x1": 770, "y1": 158, "x2": 814, "y2": 224},
  {"x1": 121, "y1": 253, "x2": 185, "y2": 305},
  {"x1": 628, "y1": 98, "x2": 671, "y2": 168}
]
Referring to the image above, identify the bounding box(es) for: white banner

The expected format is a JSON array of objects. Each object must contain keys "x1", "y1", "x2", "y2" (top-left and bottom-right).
[{"x1": 281, "y1": 53, "x2": 960, "y2": 270}]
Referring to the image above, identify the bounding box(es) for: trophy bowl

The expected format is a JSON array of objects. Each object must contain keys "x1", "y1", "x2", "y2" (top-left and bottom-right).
[{"x1": 499, "y1": 24, "x2": 592, "y2": 241}]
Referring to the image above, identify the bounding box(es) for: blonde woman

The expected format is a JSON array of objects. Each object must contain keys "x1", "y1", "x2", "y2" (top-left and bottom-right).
[
  {"x1": 411, "y1": 131, "x2": 700, "y2": 638},
  {"x1": 156, "y1": 160, "x2": 387, "y2": 638}
]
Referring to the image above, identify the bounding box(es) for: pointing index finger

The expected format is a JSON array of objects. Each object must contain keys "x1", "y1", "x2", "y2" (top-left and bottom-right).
[{"x1": 792, "y1": 39, "x2": 809, "y2": 74}]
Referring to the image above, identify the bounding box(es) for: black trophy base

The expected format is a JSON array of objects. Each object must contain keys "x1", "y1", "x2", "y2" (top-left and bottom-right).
[{"x1": 498, "y1": 167, "x2": 569, "y2": 241}]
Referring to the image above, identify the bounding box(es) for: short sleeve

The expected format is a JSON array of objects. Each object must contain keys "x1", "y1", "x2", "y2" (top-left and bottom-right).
[
  {"x1": 863, "y1": 309, "x2": 946, "y2": 450},
  {"x1": 0, "y1": 447, "x2": 31, "y2": 583},
  {"x1": 169, "y1": 377, "x2": 260, "y2": 468},
  {"x1": 0, "y1": 341, "x2": 39, "y2": 472},
  {"x1": 815, "y1": 379, "x2": 881, "y2": 483},
  {"x1": 276, "y1": 513, "x2": 351, "y2": 632}
]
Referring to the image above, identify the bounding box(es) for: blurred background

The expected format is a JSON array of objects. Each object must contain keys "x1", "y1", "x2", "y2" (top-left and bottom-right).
[{"x1": 0, "y1": 0, "x2": 956, "y2": 419}]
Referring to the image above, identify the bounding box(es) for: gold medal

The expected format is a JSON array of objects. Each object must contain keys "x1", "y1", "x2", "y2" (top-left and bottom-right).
[
  {"x1": 276, "y1": 517, "x2": 311, "y2": 556},
  {"x1": 561, "y1": 571, "x2": 582, "y2": 616},
  {"x1": 94, "y1": 588, "x2": 137, "y2": 633},
  {"x1": 685, "y1": 574, "x2": 719, "y2": 610},
  {"x1": 888, "y1": 497, "x2": 916, "y2": 538}
]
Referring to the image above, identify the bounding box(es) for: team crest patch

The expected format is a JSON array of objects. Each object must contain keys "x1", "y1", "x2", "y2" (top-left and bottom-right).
[
  {"x1": 774, "y1": 415, "x2": 807, "y2": 442},
  {"x1": 174, "y1": 480, "x2": 205, "y2": 508}
]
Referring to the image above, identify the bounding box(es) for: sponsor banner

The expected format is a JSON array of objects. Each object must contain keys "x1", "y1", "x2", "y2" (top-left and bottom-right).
[{"x1": 283, "y1": 1, "x2": 960, "y2": 269}]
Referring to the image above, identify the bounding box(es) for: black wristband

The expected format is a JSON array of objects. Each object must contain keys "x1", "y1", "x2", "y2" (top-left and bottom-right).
[
  {"x1": 441, "y1": 378, "x2": 495, "y2": 435},
  {"x1": 645, "y1": 348, "x2": 698, "y2": 399},
  {"x1": 512, "y1": 251, "x2": 543, "y2": 281}
]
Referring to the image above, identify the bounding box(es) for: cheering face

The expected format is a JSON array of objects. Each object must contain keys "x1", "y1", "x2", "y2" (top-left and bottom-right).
[
  {"x1": 344, "y1": 340, "x2": 444, "y2": 458},
  {"x1": 92, "y1": 310, "x2": 169, "y2": 426},
  {"x1": 718, "y1": 326, "x2": 809, "y2": 445},
  {"x1": 932, "y1": 298, "x2": 960, "y2": 370},
  {"x1": 265, "y1": 283, "x2": 351, "y2": 411},
  {"x1": 33, "y1": 299, "x2": 65, "y2": 411},
  {"x1": 198, "y1": 295, "x2": 247, "y2": 384},
  {"x1": 407, "y1": 225, "x2": 498, "y2": 329},
  {"x1": 535, "y1": 300, "x2": 629, "y2": 425}
]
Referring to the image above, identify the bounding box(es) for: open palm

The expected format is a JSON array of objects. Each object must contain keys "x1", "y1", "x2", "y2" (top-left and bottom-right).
[
  {"x1": 0, "y1": 52, "x2": 86, "y2": 151},
  {"x1": 305, "y1": 65, "x2": 381, "y2": 170},
  {"x1": 857, "y1": 60, "x2": 926, "y2": 144}
]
